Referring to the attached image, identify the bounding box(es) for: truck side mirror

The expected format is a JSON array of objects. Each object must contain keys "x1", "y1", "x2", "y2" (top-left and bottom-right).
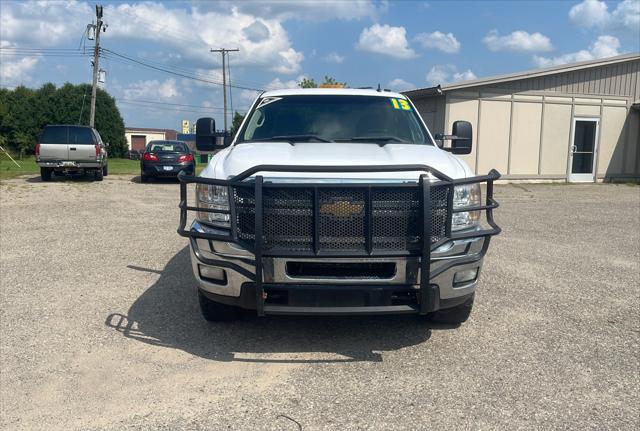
[
  {"x1": 451, "y1": 120, "x2": 472, "y2": 155},
  {"x1": 196, "y1": 117, "x2": 230, "y2": 151}
]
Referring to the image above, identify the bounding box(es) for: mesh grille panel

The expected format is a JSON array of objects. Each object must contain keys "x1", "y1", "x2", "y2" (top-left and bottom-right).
[
  {"x1": 319, "y1": 189, "x2": 366, "y2": 252},
  {"x1": 233, "y1": 183, "x2": 450, "y2": 254},
  {"x1": 264, "y1": 188, "x2": 314, "y2": 252}
]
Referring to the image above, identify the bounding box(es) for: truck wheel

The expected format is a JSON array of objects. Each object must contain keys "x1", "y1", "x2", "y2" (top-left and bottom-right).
[
  {"x1": 40, "y1": 167, "x2": 52, "y2": 182},
  {"x1": 102, "y1": 163, "x2": 108, "y2": 176},
  {"x1": 198, "y1": 289, "x2": 238, "y2": 322},
  {"x1": 94, "y1": 168, "x2": 104, "y2": 181},
  {"x1": 429, "y1": 294, "x2": 474, "y2": 324}
]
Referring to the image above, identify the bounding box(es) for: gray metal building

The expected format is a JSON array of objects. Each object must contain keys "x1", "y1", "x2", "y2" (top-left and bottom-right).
[{"x1": 404, "y1": 53, "x2": 640, "y2": 182}]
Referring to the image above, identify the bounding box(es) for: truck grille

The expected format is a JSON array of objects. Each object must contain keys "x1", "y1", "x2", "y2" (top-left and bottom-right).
[{"x1": 233, "y1": 184, "x2": 449, "y2": 255}]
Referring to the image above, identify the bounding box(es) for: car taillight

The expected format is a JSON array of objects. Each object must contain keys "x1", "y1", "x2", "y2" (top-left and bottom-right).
[
  {"x1": 177, "y1": 154, "x2": 193, "y2": 162},
  {"x1": 35, "y1": 143, "x2": 40, "y2": 156},
  {"x1": 142, "y1": 152, "x2": 159, "y2": 161},
  {"x1": 95, "y1": 144, "x2": 100, "y2": 157}
]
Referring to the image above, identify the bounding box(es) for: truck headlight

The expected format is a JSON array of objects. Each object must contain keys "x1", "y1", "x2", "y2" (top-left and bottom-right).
[
  {"x1": 452, "y1": 183, "x2": 481, "y2": 231},
  {"x1": 196, "y1": 184, "x2": 230, "y2": 228}
]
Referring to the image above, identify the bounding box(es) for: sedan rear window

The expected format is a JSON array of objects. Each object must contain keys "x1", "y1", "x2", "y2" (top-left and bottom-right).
[{"x1": 148, "y1": 141, "x2": 188, "y2": 153}]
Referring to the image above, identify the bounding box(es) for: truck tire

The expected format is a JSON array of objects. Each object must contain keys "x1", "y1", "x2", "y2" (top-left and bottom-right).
[
  {"x1": 198, "y1": 289, "x2": 238, "y2": 322},
  {"x1": 429, "y1": 294, "x2": 474, "y2": 324},
  {"x1": 40, "y1": 167, "x2": 52, "y2": 182},
  {"x1": 102, "y1": 163, "x2": 108, "y2": 176},
  {"x1": 94, "y1": 168, "x2": 104, "y2": 181}
]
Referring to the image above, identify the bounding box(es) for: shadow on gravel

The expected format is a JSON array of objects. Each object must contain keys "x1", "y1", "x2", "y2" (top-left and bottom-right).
[
  {"x1": 106, "y1": 247, "x2": 452, "y2": 363},
  {"x1": 25, "y1": 173, "x2": 97, "y2": 183},
  {"x1": 130, "y1": 175, "x2": 180, "y2": 184}
]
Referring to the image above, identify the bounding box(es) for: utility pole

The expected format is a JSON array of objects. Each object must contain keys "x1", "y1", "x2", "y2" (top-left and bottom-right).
[
  {"x1": 210, "y1": 48, "x2": 239, "y2": 132},
  {"x1": 89, "y1": 5, "x2": 104, "y2": 128}
]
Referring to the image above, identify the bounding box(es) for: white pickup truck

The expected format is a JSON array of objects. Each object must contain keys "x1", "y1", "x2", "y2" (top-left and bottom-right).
[{"x1": 178, "y1": 88, "x2": 500, "y2": 324}]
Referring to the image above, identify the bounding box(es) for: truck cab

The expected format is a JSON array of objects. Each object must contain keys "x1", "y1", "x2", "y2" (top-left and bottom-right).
[{"x1": 178, "y1": 88, "x2": 500, "y2": 323}]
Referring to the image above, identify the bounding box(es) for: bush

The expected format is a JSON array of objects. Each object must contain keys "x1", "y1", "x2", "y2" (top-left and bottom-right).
[{"x1": 0, "y1": 83, "x2": 128, "y2": 157}]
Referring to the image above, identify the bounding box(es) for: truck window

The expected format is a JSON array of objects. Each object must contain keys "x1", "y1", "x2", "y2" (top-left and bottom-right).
[
  {"x1": 39, "y1": 126, "x2": 68, "y2": 144},
  {"x1": 239, "y1": 95, "x2": 433, "y2": 145},
  {"x1": 68, "y1": 127, "x2": 95, "y2": 145}
]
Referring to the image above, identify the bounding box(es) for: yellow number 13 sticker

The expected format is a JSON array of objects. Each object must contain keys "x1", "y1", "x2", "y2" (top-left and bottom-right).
[{"x1": 390, "y1": 98, "x2": 411, "y2": 111}]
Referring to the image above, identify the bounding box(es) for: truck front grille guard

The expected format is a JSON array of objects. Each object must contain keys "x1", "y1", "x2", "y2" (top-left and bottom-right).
[{"x1": 178, "y1": 165, "x2": 501, "y2": 315}]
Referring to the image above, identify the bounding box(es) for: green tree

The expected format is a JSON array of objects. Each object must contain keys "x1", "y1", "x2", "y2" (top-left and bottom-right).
[
  {"x1": 0, "y1": 83, "x2": 128, "y2": 157},
  {"x1": 299, "y1": 77, "x2": 318, "y2": 88},
  {"x1": 298, "y1": 76, "x2": 347, "y2": 88},
  {"x1": 230, "y1": 111, "x2": 245, "y2": 137},
  {"x1": 14, "y1": 131, "x2": 32, "y2": 160}
]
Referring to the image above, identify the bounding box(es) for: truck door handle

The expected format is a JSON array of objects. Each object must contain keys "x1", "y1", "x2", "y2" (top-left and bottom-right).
[
  {"x1": 70, "y1": 147, "x2": 76, "y2": 151},
  {"x1": 571, "y1": 145, "x2": 577, "y2": 153}
]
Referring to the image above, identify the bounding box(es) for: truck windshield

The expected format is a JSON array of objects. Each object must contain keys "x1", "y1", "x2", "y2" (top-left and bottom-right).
[{"x1": 238, "y1": 95, "x2": 433, "y2": 145}]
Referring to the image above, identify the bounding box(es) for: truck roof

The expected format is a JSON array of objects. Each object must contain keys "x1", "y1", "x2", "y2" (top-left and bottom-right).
[{"x1": 260, "y1": 88, "x2": 408, "y2": 99}]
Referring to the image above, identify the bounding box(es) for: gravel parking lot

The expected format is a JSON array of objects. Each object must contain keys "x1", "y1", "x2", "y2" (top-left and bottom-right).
[{"x1": 1, "y1": 175, "x2": 638, "y2": 430}]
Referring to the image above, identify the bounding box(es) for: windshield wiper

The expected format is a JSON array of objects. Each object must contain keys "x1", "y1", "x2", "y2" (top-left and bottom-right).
[
  {"x1": 342, "y1": 136, "x2": 409, "y2": 146},
  {"x1": 248, "y1": 135, "x2": 334, "y2": 145}
]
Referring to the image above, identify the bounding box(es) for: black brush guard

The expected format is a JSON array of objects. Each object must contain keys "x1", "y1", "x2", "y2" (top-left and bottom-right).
[{"x1": 178, "y1": 165, "x2": 501, "y2": 316}]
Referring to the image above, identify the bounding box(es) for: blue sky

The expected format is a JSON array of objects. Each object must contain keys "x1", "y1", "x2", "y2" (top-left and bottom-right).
[{"x1": 1, "y1": 0, "x2": 638, "y2": 130}]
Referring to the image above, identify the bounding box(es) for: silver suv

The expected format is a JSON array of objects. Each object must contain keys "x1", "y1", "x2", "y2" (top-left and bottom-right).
[{"x1": 36, "y1": 125, "x2": 109, "y2": 181}]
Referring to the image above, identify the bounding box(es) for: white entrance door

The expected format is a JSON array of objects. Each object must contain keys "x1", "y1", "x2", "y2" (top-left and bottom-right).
[{"x1": 569, "y1": 118, "x2": 599, "y2": 182}]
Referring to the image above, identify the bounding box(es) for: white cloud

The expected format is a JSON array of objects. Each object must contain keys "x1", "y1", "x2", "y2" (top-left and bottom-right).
[
  {"x1": 324, "y1": 52, "x2": 345, "y2": 63},
  {"x1": 387, "y1": 78, "x2": 416, "y2": 92},
  {"x1": 239, "y1": 89, "x2": 260, "y2": 106},
  {"x1": 204, "y1": 0, "x2": 381, "y2": 22},
  {"x1": 483, "y1": 30, "x2": 553, "y2": 52},
  {"x1": 122, "y1": 78, "x2": 179, "y2": 99},
  {"x1": 425, "y1": 64, "x2": 476, "y2": 86},
  {"x1": 613, "y1": 0, "x2": 640, "y2": 30},
  {"x1": 265, "y1": 75, "x2": 308, "y2": 90},
  {"x1": 414, "y1": 31, "x2": 461, "y2": 54},
  {"x1": 569, "y1": 0, "x2": 640, "y2": 33},
  {"x1": 0, "y1": 1, "x2": 91, "y2": 47},
  {"x1": 0, "y1": 1, "x2": 305, "y2": 76},
  {"x1": 105, "y1": 3, "x2": 304, "y2": 74},
  {"x1": 356, "y1": 24, "x2": 416, "y2": 59},
  {"x1": 532, "y1": 35, "x2": 621, "y2": 67},
  {"x1": 0, "y1": 56, "x2": 38, "y2": 85},
  {"x1": 569, "y1": 0, "x2": 610, "y2": 27}
]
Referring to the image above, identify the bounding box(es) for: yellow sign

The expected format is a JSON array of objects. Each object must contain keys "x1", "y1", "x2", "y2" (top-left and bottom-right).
[
  {"x1": 181, "y1": 120, "x2": 190, "y2": 134},
  {"x1": 390, "y1": 98, "x2": 411, "y2": 111}
]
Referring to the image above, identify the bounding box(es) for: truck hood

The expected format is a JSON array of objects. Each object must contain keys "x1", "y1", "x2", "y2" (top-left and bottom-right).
[{"x1": 207, "y1": 142, "x2": 471, "y2": 181}]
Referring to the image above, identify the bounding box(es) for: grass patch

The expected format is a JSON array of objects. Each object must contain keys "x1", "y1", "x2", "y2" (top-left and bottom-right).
[
  {"x1": 0, "y1": 155, "x2": 39, "y2": 180},
  {"x1": 1, "y1": 154, "x2": 204, "y2": 180}
]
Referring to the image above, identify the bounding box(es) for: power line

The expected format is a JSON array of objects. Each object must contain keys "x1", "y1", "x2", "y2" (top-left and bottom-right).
[
  {"x1": 115, "y1": 99, "x2": 247, "y2": 115},
  {"x1": 100, "y1": 50, "x2": 263, "y2": 90},
  {"x1": 117, "y1": 97, "x2": 241, "y2": 110},
  {"x1": 101, "y1": 47, "x2": 263, "y2": 92}
]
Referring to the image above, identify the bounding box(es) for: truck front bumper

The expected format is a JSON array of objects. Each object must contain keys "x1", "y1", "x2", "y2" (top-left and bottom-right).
[
  {"x1": 177, "y1": 164, "x2": 500, "y2": 316},
  {"x1": 190, "y1": 223, "x2": 486, "y2": 315}
]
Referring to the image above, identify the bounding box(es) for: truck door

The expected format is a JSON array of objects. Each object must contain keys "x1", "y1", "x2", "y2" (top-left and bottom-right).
[
  {"x1": 67, "y1": 126, "x2": 99, "y2": 162},
  {"x1": 38, "y1": 126, "x2": 69, "y2": 161}
]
